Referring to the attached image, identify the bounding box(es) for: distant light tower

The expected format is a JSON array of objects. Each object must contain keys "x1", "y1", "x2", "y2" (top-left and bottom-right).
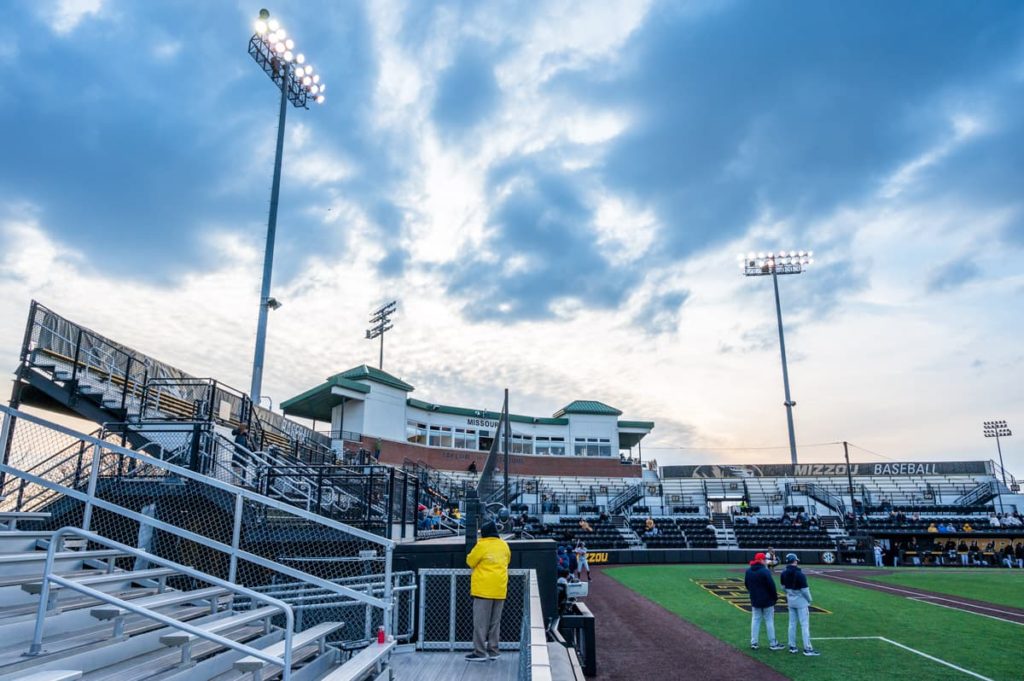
[
  {"x1": 247, "y1": 8, "x2": 326, "y2": 404},
  {"x1": 366, "y1": 301, "x2": 397, "y2": 370},
  {"x1": 739, "y1": 250, "x2": 814, "y2": 466},
  {"x1": 983, "y1": 420, "x2": 1012, "y2": 485}
]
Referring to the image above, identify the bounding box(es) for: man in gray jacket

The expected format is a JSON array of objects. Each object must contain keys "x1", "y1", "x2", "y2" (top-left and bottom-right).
[{"x1": 779, "y1": 554, "x2": 820, "y2": 656}]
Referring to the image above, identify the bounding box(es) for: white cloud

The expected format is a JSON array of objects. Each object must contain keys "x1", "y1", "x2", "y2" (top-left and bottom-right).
[
  {"x1": 151, "y1": 40, "x2": 182, "y2": 61},
  {"x1": 42, "y1": 0, "x2": 105, "y2": 35}
]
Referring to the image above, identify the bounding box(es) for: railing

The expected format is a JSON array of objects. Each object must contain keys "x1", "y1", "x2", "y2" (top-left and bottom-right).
[
  {"x1": 0, "y1": 405, "x2": 401, "y2": 647},
  {"x1": 28, "y1": 527, "x2": 297, "y2": 676},
  {"x1": 955, "y1": 481, "x2": 998, "y2": 507},
  {"x1": 608, "y1": 483, "x2": 644, "y2": 514},
  {"x1": 801, "y1": 483, "x2": 848, "y2": 515}
]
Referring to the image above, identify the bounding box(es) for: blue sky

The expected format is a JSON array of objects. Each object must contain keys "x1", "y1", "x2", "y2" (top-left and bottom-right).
[{"x1": 1, "y1": 0, "x2": 1022, "y2": 473}]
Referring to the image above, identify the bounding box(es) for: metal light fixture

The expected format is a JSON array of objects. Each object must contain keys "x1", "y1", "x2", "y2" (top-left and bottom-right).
[
  {"x1": 983, "y1": 420, "x2": 1012, "y2": 486},
  {"x1": 366, "y1": 301, "x2": 397, "y2": 370},
  {"x1": 739, "y1": 249, "x2": 814, "y2": 466},
  {"x1": 246, "y1": 9, "x2": 325, "y2": 405}
]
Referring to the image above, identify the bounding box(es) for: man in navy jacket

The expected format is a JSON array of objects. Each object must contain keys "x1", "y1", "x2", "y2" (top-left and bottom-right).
[
  {"x1": 744, "y1": 552, "x2": 784, "y2": 650},
  {"x1": 780, "y1": 553, "x2": 821, "y2": 656}
]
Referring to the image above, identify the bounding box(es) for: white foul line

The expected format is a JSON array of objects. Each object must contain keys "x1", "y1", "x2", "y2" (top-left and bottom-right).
[
  {"x1": 821, "y1": 573, "x2": 1024, "y2": 623},
  {"x1": 812, "y1": 636, "x2": 994, "y2": 681},
  {"x1": 908, "y1": 597, "x2": 1024, "y2": 626}
]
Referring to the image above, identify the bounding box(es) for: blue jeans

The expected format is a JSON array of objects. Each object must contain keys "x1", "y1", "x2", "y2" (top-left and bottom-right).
[
  {"x1": 787, "y1": 605, "x2": 811, "y2": 649},
  {"x1": 751, "y1": 606, "x2": 777, "y2": 645}
]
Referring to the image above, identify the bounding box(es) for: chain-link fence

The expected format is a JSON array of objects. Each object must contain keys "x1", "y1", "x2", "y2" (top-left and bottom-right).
[
  {"x1": 0, "y1": 405, "x2": 403, "y2": 644},
  {"x1": 416, "y1": 568, "x2": 529, "y2": 651}
]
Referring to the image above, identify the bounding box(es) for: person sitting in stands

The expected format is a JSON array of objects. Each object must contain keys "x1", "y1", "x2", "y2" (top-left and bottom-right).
[
  {"x1": 989, "y1": 515, "x2": 1001, "y2": 528},
  {"x1": 958, "y1": 540, "x2": 969, "y2": 566},
  {"x1": 599, "y1": 510, "x2": 609, "y2": 523},
  {"x1": 749, "y1": 514, "x2": 759, "y2": 526},
  {"x1": 927, "y1": 522, "x2": 938, "y2": 533},
  {"x1": 781, "y1": 512, "x2": 792, "y2": 526},
  {"x1": 432, "y1": 505, "x2": 443, "y2": 529},
  {"x1": 644, "y1": 517, "x2": 659, "y2": 538},
  {"x1": 962, "y1": 522, "x2": 973, "y2": 532},
  {"x1": 1015, "y1": 542, "x2": 1024, "y2": 569},
  {"x1": 578, "y1": 518, "x2": 594, "y2": 533}
]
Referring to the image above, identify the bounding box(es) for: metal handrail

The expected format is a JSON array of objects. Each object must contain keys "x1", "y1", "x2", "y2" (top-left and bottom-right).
[{"x1": 28, "y1": 527, "x2": 296, "y2": 677}]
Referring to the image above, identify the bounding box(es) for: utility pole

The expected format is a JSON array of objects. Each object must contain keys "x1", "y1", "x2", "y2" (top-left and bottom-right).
[
  {"x1": 366, "y1": 301, "x2": 397, "y2": 369},
  {"x1": 843, "y1": 441, "x2": 858, "y2": 533}
]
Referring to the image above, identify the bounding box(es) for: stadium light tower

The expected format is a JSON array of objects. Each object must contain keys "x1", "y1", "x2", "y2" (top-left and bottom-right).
[
  {"x1": 366, "y1": 301, "x2": 397, "y2": 370},
  {"x1": 983, "y1": 420, "x2": 1012, "y2": 485},
  {"x1": 739, "y1": 250, "x2": 814, "y2": 466},
  {"x1": 247, "y1": 8, "x2": 326, "y2": 404}
]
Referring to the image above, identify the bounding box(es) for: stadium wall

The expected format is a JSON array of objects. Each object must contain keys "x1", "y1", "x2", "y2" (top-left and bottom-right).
[
  {"x1": 583, "y1": 548, "x2": 836, "y2": 566},
  {"x1": 372, "y1": 436, "x2": 644, "y2": 477}
]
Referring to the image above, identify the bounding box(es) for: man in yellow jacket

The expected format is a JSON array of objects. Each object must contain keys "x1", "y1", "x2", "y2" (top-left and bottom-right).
[{"x1": 465, "y1": 520, "x2": 512, "y2": 662}]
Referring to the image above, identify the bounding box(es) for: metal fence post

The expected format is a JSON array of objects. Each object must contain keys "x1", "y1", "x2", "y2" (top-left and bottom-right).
[
  {"x1": 383, "y1": 544, "x2": 394, "y2": 636},
  {"x1": 81, "y1": 443, "x2": 102, "y2": 531},
  {"x1": 229, "y1": 493, "x2": 244, "y2": 583},
  {"x1": 448, "y1": 573, "x2": 456, "y2": 651}
]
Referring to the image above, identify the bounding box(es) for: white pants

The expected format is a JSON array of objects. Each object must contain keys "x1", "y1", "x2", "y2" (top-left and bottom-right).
[
  {"x1": 874, "y1": 554, "x2": 883, "y2": 567},
  {"x1": 751, "y1": 606, "x2": 777, "y2": 645},
  {"x1": 788, "y1": 606, "x2": 811, "y2": 650},
  {"x1": 961, "y1": 553, "x2": 969, "y2": 566}
]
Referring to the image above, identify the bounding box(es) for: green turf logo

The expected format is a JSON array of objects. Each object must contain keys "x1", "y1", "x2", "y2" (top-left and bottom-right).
[{"x1": 692, "y1": 578, "x2": 831, "y2": 614}]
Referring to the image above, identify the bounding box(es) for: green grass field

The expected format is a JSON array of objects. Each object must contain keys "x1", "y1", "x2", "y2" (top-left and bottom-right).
[
  {"x1": 857, "y1": 568, "x2": 1024, "y2": 610},
  {"x1": 606, "y1": 565, "x2": 1022, "y2": 681}
]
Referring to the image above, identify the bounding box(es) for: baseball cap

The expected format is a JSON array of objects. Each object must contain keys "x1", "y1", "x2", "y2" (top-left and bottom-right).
[
  {"x1": 750, "y1": 552, "x2": 767, "y2": 565},
  {"x1": 785, "y1": 553, "x2": 799, "y2": 563}
]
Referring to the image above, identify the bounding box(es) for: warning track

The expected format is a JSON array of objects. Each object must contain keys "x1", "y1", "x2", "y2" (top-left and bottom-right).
[{"x1": 810, "y1": 569, "x2": 1024, "y2": 626}]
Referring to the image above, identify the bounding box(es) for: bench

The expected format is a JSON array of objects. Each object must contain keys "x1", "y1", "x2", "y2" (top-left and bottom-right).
[
  {"x1": 18, "y1": 671, "x2": 83, "y2": 681},
  {"x1": 91, "y1": 585, "x2": 227, "y2": 621},
  {"x1": 22, "y1": 567, "x2": 176, "y2": 595},
  {"x1": 234, "y1": 621, "x2": 344, "y2": 675},
  {"x1": 0, "y1": 512, "x2": 52, "y2": 530},
  {"x1": 320, "y1": 641, "x2": 396, "y2": 681}
]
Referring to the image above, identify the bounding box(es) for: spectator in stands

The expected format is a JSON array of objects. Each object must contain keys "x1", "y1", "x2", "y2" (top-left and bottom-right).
[
  {"x1": 962, "y1": 521, "x2": 974, "y2": 532},
  {"x1": 467, "y1": 460, "x2": 477, "y2": 475},
  {"x1": 556, "y1": 546, "x2": 570, "y2": 572},
  {"x1": 780, "y1": 554, "x2": 820, "y2": 656},
  {"x1": 1004, "y1": 514, "x2": 1021, "y2": 527},
  {"x1": 578, "y1": 518, "x2": 594, "y2": 533},
  {"x1": 644, "y1": 519, "x2": 660, "y2": 538},
  {"x1": 781, "y1": 512, "x2": 793, "y2": 527},
  {"x1": 541, "y1": 494, "x2": 551, "y2": 513},
  {"x1": 599, "y1": 510, "x2": 609, "y2": 524},
  {"x1": 466, "y1": 521, "x2": 512, "y2": 662},
  {"x1": 989, "y1": 514, "x2": 1001, "y2": 528},
  {"x1": 927, "y1": 522, "x2": 938, "y2": 533},
  {"x1": 873, "y1": 543, "x2": 884, "y2": 568},
  {"x1": 230, "y1": 423, "x2": 252, "y2": 485},
  {"x1": 1001, "y1": 546, "x2": 1015, "y2": 569},
  {"x1": 744, "y1": 552, "x2": 784, "y2": 651},
  {"x1": 749, "y1": 514, "x2": 760, "y2": 526},
  {"x1": 958, "y1": 540, "x2": 969, "y2": 566},
  {"x1": 1014, "y1": 542, "x2": 1024, "y2": 569}
]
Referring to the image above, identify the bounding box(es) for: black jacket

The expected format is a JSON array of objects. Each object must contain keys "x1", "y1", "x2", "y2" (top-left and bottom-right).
[
  {"x1": 780, "y1": 564, "x2": 808, "y2": 591},
  {"x1": 744, "y1": 563, "x2": 778, "y2": 608}
]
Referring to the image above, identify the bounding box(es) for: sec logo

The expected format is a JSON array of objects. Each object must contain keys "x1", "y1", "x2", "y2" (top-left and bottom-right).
[{"x1": 821, "y1": 551, "x2": 836, "y2": 564}]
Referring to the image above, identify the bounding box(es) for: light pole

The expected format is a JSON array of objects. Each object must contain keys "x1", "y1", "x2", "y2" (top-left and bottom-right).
[
  {"x1": 366, "y1": 301, "x2": 397, "y2": 370},
  {"x1": 983, "y1": 420, "x2": 1012, "y2": 486},
  {"x1": 739, "y1": 249, "x2": 814, "y2": 466},
  {"x1": 247, "y1": 8, "x2": 326, "y2": 403}
]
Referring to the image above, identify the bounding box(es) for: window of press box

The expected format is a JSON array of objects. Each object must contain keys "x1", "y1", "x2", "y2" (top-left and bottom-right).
[
  {"x1": 574, "y1": 437, "x2": 612, "y2": 456},
  {"x1": 535, "y1": 436, "x2": 566, "y2": 455},
  {"x1": 406, "y1": 421, "x2": 427, "y2": 445},
  {"x1": 428, "y1": 424, "x2": 453, "y2": 448},
  {"x1": 453, "y1": 428, "x2": 477, "y2": 450}
]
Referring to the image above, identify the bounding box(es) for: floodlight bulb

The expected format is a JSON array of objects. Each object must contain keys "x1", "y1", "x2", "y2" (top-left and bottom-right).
[
  {"x1": 316, "y1": 95, "x2": 325, "y2": 103},
  {"x1": 807, "y1": 250, "x2": 814, "y2": 257},
  {"x1": 284, "y1": 51, "x2": 294, "y2": 61},
  {"x1": 295, "y1": 67, "x2": 304, "y2": 77},
  {"x1": 747, "y1": 252, "x2": 756, "y2": 259},
  {"x1": 276, "y1": 29, "x2": 286, "y2": 40},
  {"x1": 309, "y1": 84, "x2": 319, "y2": 94},
  {"x1": 285, "y1": 38, "x2": 294, "y2": 50},
  {"x1": 305, "y1": 64, "x2": 314, "y2": 75},
  {"x1": 268, "y1": 19, "x2": 280, "y2": 31},
  {"x1": 302, "y1": 76, "x2": 312, "y2": 86},
  {"x1": 808, "y1": 258, "x2": 814, "y2": 265},
  {"x1": 758, "y1": 252, "x2": 765, "y2": 259},
  {"x1": 318, "y1": 83, "x2": 325, "y2": 92},
  {"x1": 296, "y1": 53, "x2": 305, "y2": 64},
  {"x1": 255, "y1": 20, "x2": 268, "y2": 34},
  {"x1": 274, "y1": 41, "x2": 286, "y2": 53},
  {"x1": 313, "y1": 74, "x2": 320, "y2": 83}
]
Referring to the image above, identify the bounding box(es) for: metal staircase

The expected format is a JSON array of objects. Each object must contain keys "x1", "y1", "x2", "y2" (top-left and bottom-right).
[{"x1": 608, "y1": 483, "x2": 644, "y2": 515}]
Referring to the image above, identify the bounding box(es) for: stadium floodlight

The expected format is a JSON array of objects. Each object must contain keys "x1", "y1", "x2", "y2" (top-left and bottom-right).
[
  {"x1": 246, "y1": 8, "x2": 326, "y2": 404},
  {"x1": 366, "y1": 301, "x2": 398, "y2": 370},
  {"x1": 738, "y1": 249, "x2": 814, "y2": 466},
  {"x1": 983, "y1": 420, "x2": 1012, "y2": 486}
]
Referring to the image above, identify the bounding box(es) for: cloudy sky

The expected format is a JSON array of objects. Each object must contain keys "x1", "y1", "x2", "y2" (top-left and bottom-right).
[{"x1": 1, "y1": 0, "x2": 1022, "y2": 473}]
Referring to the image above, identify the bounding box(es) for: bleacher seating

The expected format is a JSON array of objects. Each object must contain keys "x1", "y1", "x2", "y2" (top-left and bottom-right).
[{"x1": 732, "y1": 518, "x2": 834, "y2": 549}]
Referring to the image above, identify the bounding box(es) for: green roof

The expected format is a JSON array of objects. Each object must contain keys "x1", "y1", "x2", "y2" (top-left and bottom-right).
[
  {"x1": 618, "y1": 420, "x2": 655, "y2": 430},
  {"x1": 280, "y1": 375, "x2": 370, "y2": 421},
  {"x1": 332, "y1": 365, "x2": 414, "y2": 392},
  {"x1": 406, "y1": 399, "x2": 569, "y2": 425},
  {"x1": 553, "y1": 400, "x2": 623, "y2": 418}
]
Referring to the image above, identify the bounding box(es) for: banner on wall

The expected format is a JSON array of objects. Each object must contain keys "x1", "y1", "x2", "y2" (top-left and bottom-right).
[{"x1": 660, "y1": 461, "x2": 991, "y2": 479}]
